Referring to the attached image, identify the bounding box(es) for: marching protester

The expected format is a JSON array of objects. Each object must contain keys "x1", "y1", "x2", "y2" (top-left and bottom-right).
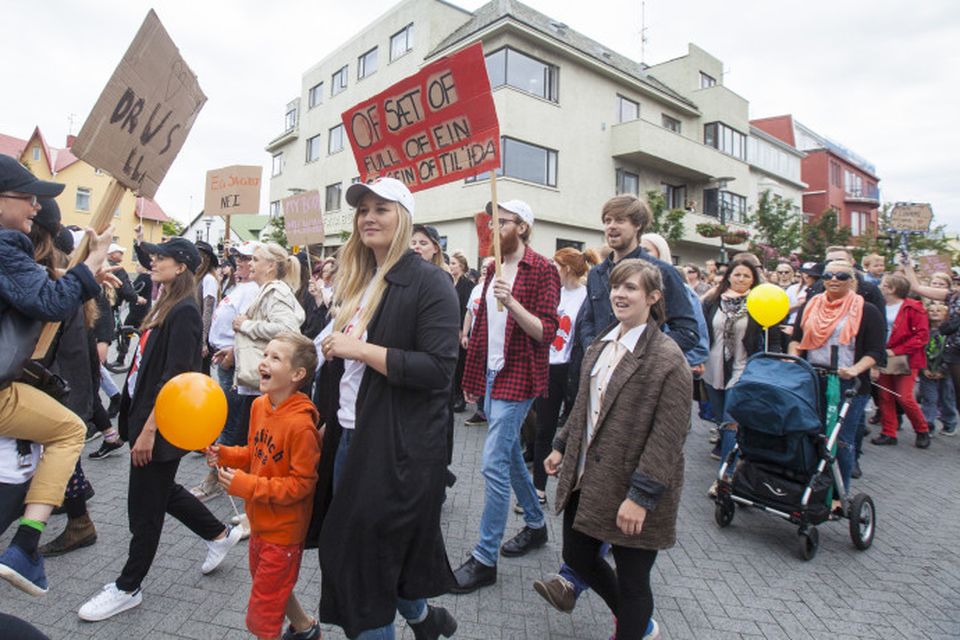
[
  {"x1": 545, "y1": 259, "x2": 692, "y2": 640},
  {"x1": 312, "y1": 178, "x2": 459, "y2": 639},
  {"x1": 461, "y1": 256, "x2": 494, "y2": 426},
  {"x1": 0, "y1": 155, "x2": 117, "y2": 596},
  {"x1": 453, "y1": 199, "x2": 560, "y2": 594},
  {"x1": 77, "y1": 238, "x2": 243, "y2": 621},
  {"x1": 195, "y1": 240, "x2": 220, "y2": 372},
  {"x1": 110, "y1": 264, "x2": 152, "y2": 370},
  {"x1": 450, "y1": 251, "x2": 473, "y2": 414},
  {"x1": 862, "y1": 253, "x2": 885, "y2": 286},
  {"x1": 296, "y1": 250, "x2": 326, "y2": 340},
  {"x1": 684, "y1": 264, "x2": 711, "y2": 296},
  {"x1": 919, "y1": 301, "x2": 958, "y2": 435}
]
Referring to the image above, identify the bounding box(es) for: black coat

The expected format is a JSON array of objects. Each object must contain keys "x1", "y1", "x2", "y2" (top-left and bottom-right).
[
  {"x1": 311, "y1": 251, "x2": 459, "y2": 638},
  {"x1": 118, "y1": 297, "x2": 203, "y2": 462},
  {"x1": 49, "y1": 308, "x2": 98, "y2": 425}
]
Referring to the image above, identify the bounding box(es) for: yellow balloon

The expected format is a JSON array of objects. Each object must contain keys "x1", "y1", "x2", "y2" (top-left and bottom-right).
[
  {"x1": 155, "y1": 372, "x2": 228, "y2": 451},
  {"x1": 746, "y1": 283, "x2": 790, "y2": 328}
]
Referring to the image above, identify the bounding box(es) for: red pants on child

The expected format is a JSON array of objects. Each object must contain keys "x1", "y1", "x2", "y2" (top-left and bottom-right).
[
  {"x1": 246, "y1": 535, "x2": 304, "y2": 638},
  {"x1": 878, "y1": 370, "x2": 929, "y2": 438}
]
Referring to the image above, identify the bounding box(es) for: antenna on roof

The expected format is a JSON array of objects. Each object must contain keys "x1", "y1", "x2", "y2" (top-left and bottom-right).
[
  {"x1": 67, "y1": 113, "x2": 78, "y2": 135},
  {"x1": 640, "y1": 0, "x2": 649, "y2": 63}
]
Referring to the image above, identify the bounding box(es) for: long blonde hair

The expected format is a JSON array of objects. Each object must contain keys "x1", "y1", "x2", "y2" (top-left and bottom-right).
[
  {"x1": 255, "y1": 242, "x2": 300, "y2": 292},
  {"x1": 332, "y1": 202, "x2": 412, "y2": 335}
]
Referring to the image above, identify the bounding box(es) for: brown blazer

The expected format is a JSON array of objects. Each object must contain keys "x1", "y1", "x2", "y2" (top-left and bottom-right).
[{"x1": 554, "y1": 324, "x2": 692, "y2": 550}]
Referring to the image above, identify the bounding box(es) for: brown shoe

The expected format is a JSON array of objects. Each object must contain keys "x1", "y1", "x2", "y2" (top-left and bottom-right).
[
  {"x1": 39, "y1": 514, "x2": 97, "y2": 557},
  {"x1": 533, "y1": 574, "x2": 577, "y2": 613}
]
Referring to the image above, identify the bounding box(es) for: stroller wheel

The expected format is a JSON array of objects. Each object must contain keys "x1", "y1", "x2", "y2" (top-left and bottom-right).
[
  {"x1": 848, "y1": 493, "x2": 876, "y2": 550},
  {"x1": 798, "y1": 526, "x2": 819, "y2": 561},
  {"x1": 715, "y1": 498, "x2": 735, "y2": 528}
]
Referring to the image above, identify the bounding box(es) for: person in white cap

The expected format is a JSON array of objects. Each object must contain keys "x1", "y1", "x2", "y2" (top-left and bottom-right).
[
  {"x1": 451, "y1": 199, "x2": 561, "y2": 594},
  {"x1": 312, "y1": 177, "x2": 459, "y2": 640}
]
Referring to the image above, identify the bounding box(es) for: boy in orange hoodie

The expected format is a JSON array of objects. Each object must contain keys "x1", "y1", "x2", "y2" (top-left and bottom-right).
[{"x1": 206, "y1": 332, "x2": 322, "y2": 640}]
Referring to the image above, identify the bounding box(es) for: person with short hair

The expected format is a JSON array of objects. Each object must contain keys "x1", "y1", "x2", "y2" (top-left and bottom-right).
[
  {"x1": 862, "y1": 253, "x2": 885, "y2": 285},
  {"x1": 684, "y1": 264, "x2": 710, "y2": 296}
]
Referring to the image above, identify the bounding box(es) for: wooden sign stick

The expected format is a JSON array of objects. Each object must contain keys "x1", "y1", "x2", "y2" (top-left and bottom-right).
[
  {"x1": 224, "y1": 214, "x2": 231, "y2": 251},
  {"x1": 490, "y1": 173, "x2": 503, "y2": 312},
  {"x1": 32, "y1": 179, "x2": 127, "y2": 358}
]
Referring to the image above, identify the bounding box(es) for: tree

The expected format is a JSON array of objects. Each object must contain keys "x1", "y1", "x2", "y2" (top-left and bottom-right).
[
  {"x1": 161, "y1": 219, "x2": 185, "y2": 237},
  {"x1": 746, "y1": 190, "x2": 803, "y2": 268},
  {"x1": 263, "y1": 215, "x2": 289, "y2": 249},
  {"x1": 854, "y1": 203, "x2": 956, "y2": 264},
  {"x1": 645, "y1": 189, "x2": 686, "y2": 245},
  {"x1": 801, "y1": 207, "x2": 851, "y2": 260}
]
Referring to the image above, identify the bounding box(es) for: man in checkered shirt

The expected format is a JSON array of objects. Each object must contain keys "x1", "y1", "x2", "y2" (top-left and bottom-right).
[{"x1": 451, "y1": 200, "x2": 561, "y2": 594}]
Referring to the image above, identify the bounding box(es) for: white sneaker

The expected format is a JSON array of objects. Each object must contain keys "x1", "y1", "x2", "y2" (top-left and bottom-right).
[
  {"x1": 189, "y1": 473, "x2": 223, "y2": 502},
  {"x1": 78, "y1": 583, "x2": 142, "y2": 621},
  {"x1": 644, "y1": 618, "x2": 661, "y2": 640},
  {"x1": 201, "y1": 525, "x2": 243, "y2": 574},
  {"x1": 236, "y1": 514, "x2": 251, "y2": 541}
]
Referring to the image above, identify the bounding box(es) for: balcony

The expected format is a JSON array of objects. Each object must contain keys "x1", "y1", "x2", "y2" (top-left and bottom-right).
[
  {"x1": 844, "y1": 184, "x2": 880, "y2": 205},
  {"x1": 265, "y1": 125, "x2": 298, "y2": 153},
  {"x1": 611, "y1": 118, "x2": 746, "y2": 182}
]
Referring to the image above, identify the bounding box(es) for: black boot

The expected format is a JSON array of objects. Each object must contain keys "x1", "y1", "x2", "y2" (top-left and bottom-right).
[{"x1": 409, "y1": 605, "x2": 457, "y2": 640}]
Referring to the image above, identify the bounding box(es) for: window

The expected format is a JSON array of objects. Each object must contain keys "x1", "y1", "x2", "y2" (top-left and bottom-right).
[
  {"x1": 31, "y1": 146, "x2": 40, "y2": 161},
  {"x1": 703, "y1": 122, "x2": 746, "y2": 160},
  {"x1": 617, "y1": 95, "x2": 639, "y2": 123},
  {"x1": 830, "y1": 161, "x2": 842, "y2": 188},
  {"x1": 661, "y1": 114, "x2": 681, "y2": 133},
  {"x1": 661, "y1": 183, "x2": 686, "y2": 209},
  {"x1": 466, "y1": 137, "x2": 558, "y2": 187},
  {"x1": 699, "y1": 71, "x2": 717, "y2": 88},
  {"x1": 306, "y1": 134, "x2": 322, "y2": 163},
  {"x1": 308, "y1": 82, "x2": 323, "y2": 109},
  {"x1": 615, "y1": 168, "x2": 639, "y2": 195},
  {"x1": 844, "y1": 170, "x2": 864, "y2": 197},
  {"x1": 556, "y1": 238, "x2": 584, "y2": 251},
  {"x1": 331, "y1": 66, "x2": 348, "y2": 96},
  {"x1": 76, "y1": 187, "x2": 91, "y2": 211},
  {"x1": 850, "y1": 211, "x2": 870, "y2": 237},
  {"x1": 390, "y1": 24, "x2": 414, "y2": 61},
  {"x1": 703, "y1": 188, "x2": 747, "y2": 223},
  {"x1": 325, "y1": 183, "x2": 342, "y2": 211},
  {"x1": 484, "y1": 47, "x2": 559, "y2": 102},
  {"x1": 328, "y1": 124, "x2": 344, "y2": 154},
  {"x1": 269, "y1": 201, "x2": 281, "y2": 219},
  {"x1": 358, "y1": 47, "x2": 378, "y2": 79},
  {"x1": 271, "y1": 153, "x2": 284, "y2": 177},
  {"x1": 284, "y1": 101, "x2": 298, "y2": 132}
]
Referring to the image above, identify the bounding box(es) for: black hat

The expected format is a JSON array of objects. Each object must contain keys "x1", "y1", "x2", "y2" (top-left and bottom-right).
[
  {"x1": 195, "y1": 240, "x2": 219, "y2": 268},
  {"x1": 413, "y1": 224, "x2": 442, "y2": 248},
  {"x1": 140, "y1": 238, "x2": 201, "y2": 274},
  {"x1": 799, "y1": 261, "x2": 823, "y2": 278},
  {"x1": 33, "y1": 198, "x2": 62, "y2": 236},
  {"x1": 54, "y1": 226, "x2": 75, "y2": 254},
  {"x1": 0, "y1": 154, "x2": 64, "y2": 197}
]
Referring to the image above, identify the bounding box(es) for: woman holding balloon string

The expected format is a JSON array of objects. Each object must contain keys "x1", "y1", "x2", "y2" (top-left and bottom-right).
[{"x1": 77, "y1": 238, "x2": 243, "y2": 623}]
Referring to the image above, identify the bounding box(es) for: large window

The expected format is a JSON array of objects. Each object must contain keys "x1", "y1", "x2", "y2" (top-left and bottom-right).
[
  {"x1": 328, "y1": 124, "x2": 344, "y2": 154},
  {"x1": 617, "y1": 95, "x2": 639, "y2": 123},
  {"x1": 331, "y1": 66, "x2": 348, "y2": 96},
  {"x1": 661, "y1": 183, "x2": 686, "y2": 209},
  {"x1": 271, "y1": 153, "x2": 284, "y2": 177},
  {"x1": 390, "y1": 24, "x2": 414, "y2": 61},
  {"x1": 699, "y1": 71, "x2": 717, "y2": 88},
  {"x1": 76, "y1": 187, "x2": 91, "y2": 211},
  {"x1": 325, "y1": 183, "x2": 342, "y2": 211},
  {"x1": 284, "y1": 101, "x2": 298, "y2": 132},
  {"x1": 661, "y1": 114, "x2": 681, "y2": 133},
  {"x1": 306, "y1": 134, "x2": 322, "y2": 163},
  {"x1": 703, "y1": 188, "x2": 747, "y2": 223},
  {"x1": 485, "y1": 47, "x2": 559, "y2": 102},
  {"x1": 844, "y1": 170, "x2": 864, "y2": 197},
  {"x1": 615, "y1": 168, "x2": 639, "y2": 195},
  {"x1": 704, "y1": 122, "x2": 746, "y2": 161},
  {"x1": 269, "y1": 201, "x2": 280, "y2": 219},
  {"x1": 308, "y1": 82, "x2": 323, "y2": 109},
  {"x1": 466, "y1": 137, "x2": 558, "y2": 187},
  {"x1": 358, "y1": 47, "x2": 378, "y2": 79},
  {"x1": 850, "y1": 211, "x2": 870, "y2": 236}
]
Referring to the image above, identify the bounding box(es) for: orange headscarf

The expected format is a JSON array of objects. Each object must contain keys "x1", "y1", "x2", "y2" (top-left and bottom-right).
[{"x1": 797, "y1": 291, "x2": 864, "y2": 351}]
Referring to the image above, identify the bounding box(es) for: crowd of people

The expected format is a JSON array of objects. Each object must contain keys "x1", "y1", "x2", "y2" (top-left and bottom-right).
[{"x1": 0, "y1": 150, "x2": 955, "y2": 639}]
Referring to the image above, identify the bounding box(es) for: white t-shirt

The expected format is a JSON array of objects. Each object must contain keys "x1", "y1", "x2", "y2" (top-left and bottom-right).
[
  {"x1": 886, "y1": 301, "x2": 903, "y2": 341},
  {"x1": 785, "y1": 283, "x2": 804, "y2": 324},
  {"x1": 201, "y1": 273, "x2": 219, "y2": 301},
  {"x1": 485, "y1": 275, "x2": 512, "y2": 372},
  {"x1": 550, "y1": 285, "x2": 588, "y2": 365},
  {"x1": 0, "y1": 437, "x2": 41, "y2": 484},
  {"x1": 208, "y1": 282, "x2": 259, "y2": 350},
  {"x1": 466, "y1": 282, "x2": 484, "y2": 332}
]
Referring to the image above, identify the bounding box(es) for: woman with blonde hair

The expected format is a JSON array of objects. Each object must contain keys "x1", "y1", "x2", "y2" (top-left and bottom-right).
[{"x1": 312, "y1": 178, "x2": 459, "y2": 640}]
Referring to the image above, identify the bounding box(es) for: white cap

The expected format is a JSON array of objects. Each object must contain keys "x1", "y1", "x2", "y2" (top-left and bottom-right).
[
  {"x1": 345, "y1": 177, "x2": 415, "y2": 217},
  {"x1": 234, "y1": 240, "x2": 260, "y2": 257},
  {"x1": 486, "y1": 199, "x2": 534, "y2": 226},
  {"x1": 108, "y1": 243, "x2": 125, "y2": 254}
]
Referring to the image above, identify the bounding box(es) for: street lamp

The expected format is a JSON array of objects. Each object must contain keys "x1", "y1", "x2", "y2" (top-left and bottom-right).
[{"x1": 713, "y1": 176, "x2": 735, "y2": 263}]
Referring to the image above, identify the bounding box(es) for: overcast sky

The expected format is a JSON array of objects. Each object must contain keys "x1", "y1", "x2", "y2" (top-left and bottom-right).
[{"x1": 4, "y1": 0, "x2": 958, "y2": 230}]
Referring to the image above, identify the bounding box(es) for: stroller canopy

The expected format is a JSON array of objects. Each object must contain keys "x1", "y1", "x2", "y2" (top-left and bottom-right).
[{"x1": 726, "y1": 354, "x2": 822, "y2": 436}]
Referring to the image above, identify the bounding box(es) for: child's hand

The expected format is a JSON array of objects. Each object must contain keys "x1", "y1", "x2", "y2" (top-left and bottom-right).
[
  {"x1": 205, "y1": 445, "x2": 220, "y2": 467},
  {"x1": 217, "y1": 466, "x2": 236, "y2": 490}
]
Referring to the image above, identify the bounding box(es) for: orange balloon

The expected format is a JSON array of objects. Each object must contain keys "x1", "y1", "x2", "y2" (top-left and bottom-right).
[{"x1": 154, "y1": 372, "x2": 227, "y2": 451}]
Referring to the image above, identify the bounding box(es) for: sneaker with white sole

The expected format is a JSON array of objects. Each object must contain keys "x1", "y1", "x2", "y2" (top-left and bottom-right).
[
  {"x1": 78, "y1": 583, "x2": 142, "y2": 621},
  {"x1": 201, "y1": 525, "x2": 242, "y2": 574},
  {"x1": 189, "y1": 472, "x2": 224, "y2": 502}
]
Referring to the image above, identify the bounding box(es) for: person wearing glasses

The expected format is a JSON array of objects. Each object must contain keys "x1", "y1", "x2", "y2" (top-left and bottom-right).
[
  {"x1": 684, "y1": 264, "x2": 711, "y2": 296},
  {"x1": 788, "y1": 260, "x2": 885, "y2": 492}
]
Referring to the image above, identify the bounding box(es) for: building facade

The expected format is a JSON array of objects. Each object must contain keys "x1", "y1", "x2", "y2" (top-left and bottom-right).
[
  {"x1": 267, "y1": 0, "x2": 777, "y2": 266},
  {"x1": 752, "y1": 114, "x2": 880, "y2": 238},
  {"x1": 181, "y1": 212, "x2": 272, "y2": 247}
]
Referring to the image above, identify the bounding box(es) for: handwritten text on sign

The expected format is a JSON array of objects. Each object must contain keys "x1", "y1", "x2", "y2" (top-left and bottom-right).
[
  {"x1": 341, "y1": 42, "x2": 500, "y2": 192},
  {"x1": 889, "y1": 203, "x2": 934, "y2": 233},
  {"x1": 71, "y1": 10, "x2": 206, "y2": 199},
  {"x1": 283, "y1": 190, "x2": 325, "y2": 246},
  {"x1": 204, "y1": 165, "x2": 262, "y2": 216}
]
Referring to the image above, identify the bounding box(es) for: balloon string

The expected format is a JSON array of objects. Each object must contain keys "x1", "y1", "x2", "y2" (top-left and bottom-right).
[{"x1": 227, "y1": 494, "x2": 242, "y2": 519}]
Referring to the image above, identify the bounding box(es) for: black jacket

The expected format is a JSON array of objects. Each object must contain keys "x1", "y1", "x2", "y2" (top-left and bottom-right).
[
  {"x1": 49, "y1": 308, "x2": 99, "y2": 424},
  {"x1": 310, "y1": 251, "x2": 459, "y2": 637},
  {"x1": 125, "y1": 273, "x2": 153, "y2": 327},
  {"x1": 454, "y1": 275, "x2": 473, "y2": 323},
  {"x1": 118, "y1": 297, "x2": 202, "y2": 461},
  {"x1": 110, "y1": 260, "x2": 138, "y2": 307}
]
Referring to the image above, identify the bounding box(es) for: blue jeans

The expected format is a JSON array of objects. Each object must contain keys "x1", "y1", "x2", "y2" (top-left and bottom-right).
[
  {"x1": 332, "y1": 428, "x2": 426, "y2": 639},
  {"x1": 836, "y1": 386, "x2": 868, "y2": 494},
  {"x1": 215, "y1": 365, "x2": 246, "y2": 446},
  {"x1": 704, "y1": 384, "x2": 738, "y2": 475},
  {"x1": 919, "y1": 374, "x2": 958, "y2": 431},
  {"x1": 472, "y1": 370, "x2": 544, "y2": 567},
  {"x1": 100, "y1": 364, "x2": 120, "y2": 397}
]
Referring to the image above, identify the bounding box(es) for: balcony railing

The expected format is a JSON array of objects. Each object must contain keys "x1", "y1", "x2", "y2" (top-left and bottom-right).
[{"x1": 844, "y1": 184, "x2": 880, "y2": 202}]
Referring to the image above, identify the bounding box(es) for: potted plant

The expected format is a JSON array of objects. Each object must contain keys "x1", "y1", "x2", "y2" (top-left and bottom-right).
[
  {"x1": 696, "y1": 222, "x2": 727, "y2": 238},
  {"x1": 722, "y1": 229, "x2": 750, "y2": 245}
]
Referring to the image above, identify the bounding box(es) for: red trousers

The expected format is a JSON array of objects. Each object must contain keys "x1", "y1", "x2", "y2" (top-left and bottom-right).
[{"x1": 878, "y1": 370, "x2": 929, "y2": 437}]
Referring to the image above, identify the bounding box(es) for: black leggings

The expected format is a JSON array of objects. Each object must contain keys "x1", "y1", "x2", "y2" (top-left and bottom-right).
[
  {"x1": 533, "y1": 363, "x2": 568, "y2": 491},
  {"x1": 561, "y1": 491, "x2": 658, "y2": 640}
]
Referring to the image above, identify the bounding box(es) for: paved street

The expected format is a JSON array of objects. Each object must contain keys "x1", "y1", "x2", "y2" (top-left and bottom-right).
[{"x1": 2, "y1": 398, "x2": 960, "y2": 639}]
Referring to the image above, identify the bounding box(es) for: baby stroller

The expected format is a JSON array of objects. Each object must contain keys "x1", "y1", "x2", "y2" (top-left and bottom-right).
[{"x1": 712, "y1": 351, "x2": 876, "y2": 560}]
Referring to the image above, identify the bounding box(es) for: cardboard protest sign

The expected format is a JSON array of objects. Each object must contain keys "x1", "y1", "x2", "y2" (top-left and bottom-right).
[
  {"x1": 71, "y1": 10, "x2": 206, "y2": 199},
  {"x1": 889, "y1": 203, "x2": 933, "y2": 233},
  {"x1": 283, "y1": 190, "x2": 325, "y2": 246},
  {"x1": 341, "y1": 42, "x2": 499, "y2": 192},
  {"x1": 204, "y1": 165, "x2": 262, "y2": 216},
  {"x1": 917, "y1": 253, "x2": 953, "y2": 276}
]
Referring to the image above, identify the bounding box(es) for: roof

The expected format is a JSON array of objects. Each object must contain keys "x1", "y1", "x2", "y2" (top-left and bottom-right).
[
  {"x1": 0, "y1": 133, "x2": 26, "y2": 158},
  {"x1": 0, "y1": 127, "x2": 81, "y2": 173},
  {"x1": 228, "y1": 215, "x2": 270, "y2": 242},
  {"x1": 136, "y1": 197, "x2": 171, "y2": 222},
  {"x1": 428, "y1": 0, "x2": 696, "y2": 110}
]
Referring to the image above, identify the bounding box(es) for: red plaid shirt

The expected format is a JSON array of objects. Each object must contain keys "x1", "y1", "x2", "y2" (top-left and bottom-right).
[{"x1": 463, "y1": 245, "x2": 560, "y2": 401}]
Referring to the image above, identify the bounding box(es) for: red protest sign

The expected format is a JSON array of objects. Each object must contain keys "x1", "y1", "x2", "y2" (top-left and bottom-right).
[{"x1": 341, "y1": 42, "x2": 499, "y2": 192}]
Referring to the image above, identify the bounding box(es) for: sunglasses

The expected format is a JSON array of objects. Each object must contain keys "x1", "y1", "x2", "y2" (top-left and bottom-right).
[{"x1": 822, "y1": 271, "x2": 853, "y2": 281}]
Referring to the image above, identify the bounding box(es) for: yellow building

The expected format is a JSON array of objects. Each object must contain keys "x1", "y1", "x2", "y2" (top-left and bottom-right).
[{"x1": 0, "y1": 127, "x2": 171, "y2": 272}]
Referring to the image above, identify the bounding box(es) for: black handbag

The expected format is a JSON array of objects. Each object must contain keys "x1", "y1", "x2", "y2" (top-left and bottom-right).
[{"x1": 0, "y1": 305, "x2": 42, "y2": 389}]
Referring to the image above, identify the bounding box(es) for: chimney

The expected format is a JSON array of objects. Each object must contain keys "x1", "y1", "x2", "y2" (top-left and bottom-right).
[{"x1": 66, "y1": 134, "x2": 76, "y2": 148}]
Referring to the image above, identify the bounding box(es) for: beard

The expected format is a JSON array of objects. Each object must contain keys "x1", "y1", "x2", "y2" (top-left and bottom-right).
[{"x1": 500, "y1": 227, "x2": 522, "y2": 255}]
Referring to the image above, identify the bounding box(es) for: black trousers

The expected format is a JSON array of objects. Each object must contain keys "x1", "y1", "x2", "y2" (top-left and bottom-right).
[
  {"x1": 0, "y1": 480, "x2": 29, "y2": 537},
  {"x1": 116, "y1": 457, "x2": 225, "y2": 592},
  {"x1": 561, "y1": 491, "x2": 658, "y2": 640},
  {"x1": 533, "y1": 363, "x2": 569, "y2": 491}
]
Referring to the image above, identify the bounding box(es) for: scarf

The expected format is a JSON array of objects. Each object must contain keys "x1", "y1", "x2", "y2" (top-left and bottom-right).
[
  {"x1": 719, "y1": 294, "x2": 747, "y2": 385},
  {"x1": 798, "y1": 291, "x2": 864, "y2": 351}
]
